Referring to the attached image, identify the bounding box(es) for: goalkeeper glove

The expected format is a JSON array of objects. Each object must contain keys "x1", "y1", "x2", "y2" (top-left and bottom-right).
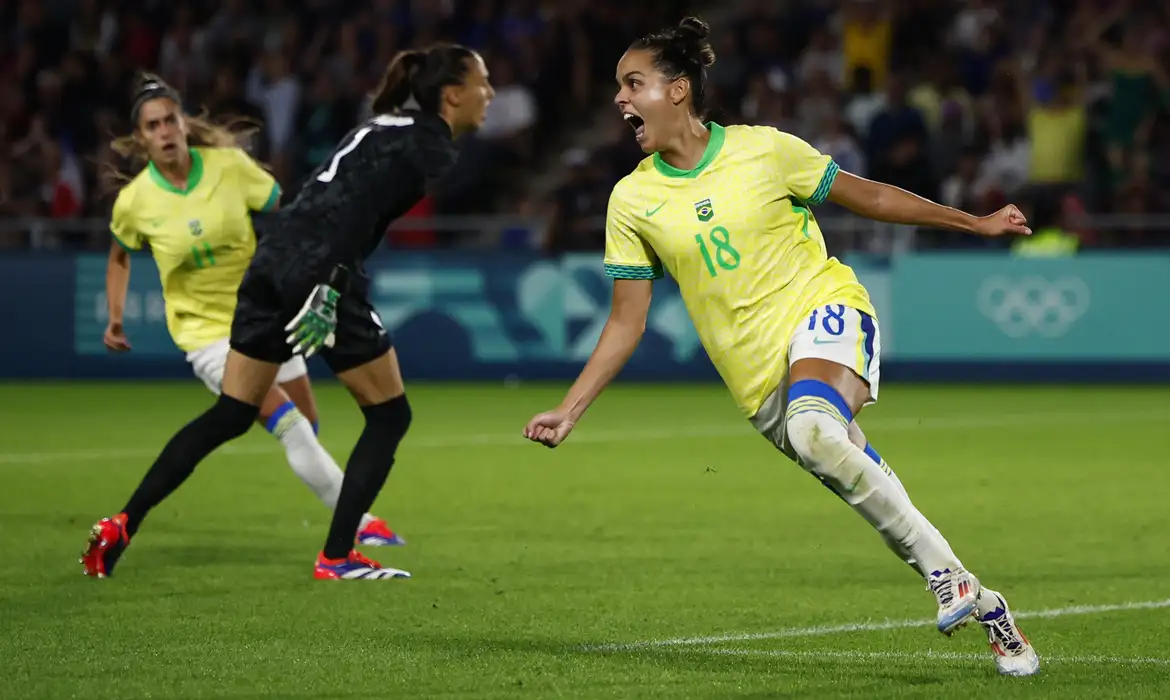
[{"x1": 285, "y1": 283, "x2": 340, "y2": 358}]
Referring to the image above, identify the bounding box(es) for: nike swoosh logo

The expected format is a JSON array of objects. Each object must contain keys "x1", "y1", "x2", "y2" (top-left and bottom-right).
[
  {"x1": 812, "y1": 338, "x2": 839, "y2": 345},
  {"x1": 645, "y1": 201, "x2": 667, "y2": 217}
]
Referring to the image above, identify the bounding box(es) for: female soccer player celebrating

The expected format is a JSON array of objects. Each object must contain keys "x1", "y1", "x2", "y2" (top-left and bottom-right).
[
  {"x1": 82, "y1": 74, "x2": 403, "y2": 577},
  {"x1": 84, "y1": 47, "x2": 493, "y2": 581},
  {"x1": 523, "y1": 18, "x2": 1039, "y2": 677}
]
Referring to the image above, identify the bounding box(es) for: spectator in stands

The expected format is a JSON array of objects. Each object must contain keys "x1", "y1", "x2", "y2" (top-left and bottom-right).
[
  {"x1": 476, "y1": 53, "x2": 538, "y2": 165},
  {"x1": 1091, "y1": 23, "x2": 1168, "y2": 189},
  {"x1": 205, "y1": 66, "x2": 266, "y2": 158},
  {"x1": 844, "y1": 66, "x2": 885, "y2": 140},
  {"x1": 842, "y1": 0, "x2": 892, "y2": 92},
  {"x1": 940, "y1": 146, "x2": 984, "y2": 214},
  {"x1": 973, "y1": 109, "x2": 1029, "y2": 211},
  {"x1": 798, "y1": 28, "x2": 844, "y2": 88},
  {"x1": 928, "y1": 102, "x2": 969, "y2": 187},
  {"x1": 293, "y1": 70, "x2": 359, "y2": 186},
  {"x1": 246, "y1": 49, "x2": 301, "y2": 183},
  {"x1": 797, "y1": 70, "x2": 840, "y2": 142},
  {"x1": 157, "y1": 6, "x2": 208, "y2": 96},
  {"x1": 1017, "y1": 55, "x2": 1088, "y2": 206},
  {"x1": 909, "y1": 60, "x2": 975, "y2": 139},
  {"x1": 548, "y1": 148, "x2": 607, "y2": 252},
  {"x1": 866, "y1": 74, "x2": 930, "y2": 193}
]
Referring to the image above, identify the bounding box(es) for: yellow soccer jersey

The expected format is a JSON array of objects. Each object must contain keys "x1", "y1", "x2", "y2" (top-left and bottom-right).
[
  {"x1": 110, "y1": 147, "x2": 280, "y2": 352},
  {"x1": 604, "y1": 123, "x2": 875, "y2": 416}
]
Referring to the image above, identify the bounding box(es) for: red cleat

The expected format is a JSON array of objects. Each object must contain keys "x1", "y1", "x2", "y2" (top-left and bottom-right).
[{"x1": 80, "y1": 513, "x2": 130, "y2": 578}]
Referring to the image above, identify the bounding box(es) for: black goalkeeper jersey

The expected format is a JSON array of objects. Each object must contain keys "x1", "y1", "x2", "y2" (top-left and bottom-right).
[{"x1": 262, "y1": 109, "x2": 458, "y2": 266}]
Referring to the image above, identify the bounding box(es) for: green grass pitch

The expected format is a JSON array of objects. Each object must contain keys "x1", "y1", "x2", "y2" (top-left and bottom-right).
[{"x1": 2, "y1": 380, "x2": 1169, "y2": 698}]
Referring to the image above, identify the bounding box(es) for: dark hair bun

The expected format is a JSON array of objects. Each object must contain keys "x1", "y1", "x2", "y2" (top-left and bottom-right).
[
  {"x1": 675, "y1": 17, "x2": 716, "y2": 68},
  {"x1": 677, "y1": 16, "x2": 710, "y2": 40}
]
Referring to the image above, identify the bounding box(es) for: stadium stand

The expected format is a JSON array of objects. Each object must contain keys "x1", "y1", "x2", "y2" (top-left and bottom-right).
[{"x1": 2, "y1": 0, "x2": 1168, "y2": 251}]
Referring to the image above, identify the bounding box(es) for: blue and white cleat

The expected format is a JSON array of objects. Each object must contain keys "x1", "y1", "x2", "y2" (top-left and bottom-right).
[
  {"x1": 929, "y1": 566, "x2": 981, "y2": 635},
  {"x1": 356, "y1": 518, "x2": 406, "y2": 547},
  {"x1": 314, "y1": 550, "x2": 411, "y2": 580},
  {"x1": 976, "y1": 588, "x2": 1041, "y2": 676}
]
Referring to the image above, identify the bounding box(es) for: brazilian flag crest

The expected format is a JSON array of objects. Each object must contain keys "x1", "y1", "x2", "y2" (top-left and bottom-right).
[
  {"x1": 694, "y1": 198, "x2": 714, "y2": 222},
  {"x1": 188, "y1": 219, "x2": 204, "y2": 236}
]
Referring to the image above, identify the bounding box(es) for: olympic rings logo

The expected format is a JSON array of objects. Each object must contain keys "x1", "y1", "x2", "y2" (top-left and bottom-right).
[{"x1": 975, "y1": 275, "x2": 1091, "y2": 338}]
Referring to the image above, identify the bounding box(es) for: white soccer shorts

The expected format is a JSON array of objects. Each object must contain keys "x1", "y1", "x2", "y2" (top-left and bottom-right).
[
  {"x1": 750, "y1": 304, "x2": 882, "y2": 457},
  {"x1": 185, "y1": 338, "x2": 308, "y2": 395}
]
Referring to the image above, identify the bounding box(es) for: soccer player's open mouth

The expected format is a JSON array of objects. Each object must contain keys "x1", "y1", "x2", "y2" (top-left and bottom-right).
[
  {"x1": 161, "y1": 143, "x2": 178, "y2": 154},
  {"x1": 623, "y1": 113, "x2": 646, "y2": 141}
]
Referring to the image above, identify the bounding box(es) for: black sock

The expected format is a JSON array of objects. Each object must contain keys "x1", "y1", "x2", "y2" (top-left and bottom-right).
[
  {"x1": 322, "y1": 395, "x2": 412, "y2": 560},
  {"x1": 122, "y1": 394, "x2": 258, "y2": 536}
]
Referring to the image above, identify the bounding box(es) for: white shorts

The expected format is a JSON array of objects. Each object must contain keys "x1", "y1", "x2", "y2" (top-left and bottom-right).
[
  {"x1": 750, "y1": 304, "x2": 882, "y2": 458},
  {"x1": 185, "y1": 338, "x2": 308, "y2": 395}
]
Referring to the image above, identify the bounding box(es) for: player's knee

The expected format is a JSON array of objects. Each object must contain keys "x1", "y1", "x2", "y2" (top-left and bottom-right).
[
  {"x1": 784, "y1": 380, "x2": 855, "y2": 476},
  {"x1": 206, "y1": 394, "x2": 260, "y2": 442},
  {"x1": 360, "y1": 394, "x2": 412, "y2": 441}
]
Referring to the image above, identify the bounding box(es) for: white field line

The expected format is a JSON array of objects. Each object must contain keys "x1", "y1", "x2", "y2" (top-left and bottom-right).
[
  {"x1": 2, "y1": 408, "x2": 1167, "y2": 466},
  {"x1": 587, "y1": 598, "x2": 1170, "y2": 652},
  {"x1": 691, "y1": 648, "x2": 1170, "y2": 667}
]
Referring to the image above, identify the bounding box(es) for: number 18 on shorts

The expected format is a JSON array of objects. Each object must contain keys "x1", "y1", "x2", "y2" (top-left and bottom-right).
[{"x1": 790, "y1": 304, "x2": 882, "y2": 401}]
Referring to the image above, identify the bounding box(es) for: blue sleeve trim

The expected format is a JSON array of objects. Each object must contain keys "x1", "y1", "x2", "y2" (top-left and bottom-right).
[
  {"x1": 604, "y1": 263, "x2": 663, "y2": 280},
  {"x1": 260, "y1": 184, "x2": 281, "y2": 212},
  {"x1": 311, "y1": 420, "x2": 319, "y2": 435},
  {"x1": 111, "y1": 232, "x2": 139, "y2": 252},
  {"x1": 264, "y1": 401, "x2": 298, "y2": 434},
  {"x1": 807, "y1": 160, "x2": 840, "y2": 206}
]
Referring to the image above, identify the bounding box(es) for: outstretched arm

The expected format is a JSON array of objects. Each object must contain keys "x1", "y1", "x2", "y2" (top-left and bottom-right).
[
  {"x1": 827, "y1": 170, "x2": 1032, "y2": 237},
  {"x1": 523, "y1": 278, "x2": 652, "y2": 447}
]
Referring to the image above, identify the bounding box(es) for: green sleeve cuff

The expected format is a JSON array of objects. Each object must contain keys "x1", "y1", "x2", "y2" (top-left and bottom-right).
[
  {"x1": 604, "y1": 262, "x2": 663, "y2": 280},
  {"x1": 807, "y1": 160, "x2": 840, "y2": 206},
  {"x1": 111, "y1": 232, "x2": 139, "y2": 252},
  {"x1": 260, "y1": 184, "x2": 282, "y2": 212}
]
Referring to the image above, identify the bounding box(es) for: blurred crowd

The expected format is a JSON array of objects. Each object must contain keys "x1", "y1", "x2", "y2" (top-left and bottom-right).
[
  {"x1": 0, "y1": 0, "x2": 688, "y2": 249},
  {"x1": 2, "y1": 0, "x2": 1169, "y2": 253},
  {"x1": 550, "y1": 0, "x2": 1170, "y2": 252}
]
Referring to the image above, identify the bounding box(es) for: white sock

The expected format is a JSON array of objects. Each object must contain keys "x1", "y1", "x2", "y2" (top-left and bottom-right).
[
  {"x1": 786, "y1": 407, "x2": 962, "y2": 577},
  {"x1": 868, "y1": 453, "x2": 957, "y2": 577},
  {"x1": 266, "y1": 404, "x2": 378, "y2": 530}
]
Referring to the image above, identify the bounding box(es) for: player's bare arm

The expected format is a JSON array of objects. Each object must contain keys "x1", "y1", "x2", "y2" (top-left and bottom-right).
[
  {"x1": 523, "y1": 278, "x2": 652, "y2": 447},
  {"x1": 827, "y1": 170, "x2": 1032, "y2": 238},
  {"x1": 104, "y1": 240, "x2": 132, "y2": 352}
]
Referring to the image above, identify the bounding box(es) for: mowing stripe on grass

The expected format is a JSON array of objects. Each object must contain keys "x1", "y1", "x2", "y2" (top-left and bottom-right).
[
  {"x1": 690, "y1": 648, "x2": 1170, "y2": 667},
  {"x1": 587, "y1": 598, "x2": 1170, "y2": 651},
  {"x1": 2, "y1": 409, "x2": 1168, "y2": 466}
]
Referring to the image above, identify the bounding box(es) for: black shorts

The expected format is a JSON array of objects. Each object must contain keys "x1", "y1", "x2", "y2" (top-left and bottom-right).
[{"x1": 230, "y1": 243, "x2": 391, "y2": 375}]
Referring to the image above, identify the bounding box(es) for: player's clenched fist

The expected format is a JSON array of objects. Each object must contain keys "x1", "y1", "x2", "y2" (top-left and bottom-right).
[
  {"x1": 523, "y1": 410, "x2": 575, "y2": 448},
  {"x1": 974, "y1": 204, "x2": 1032, "y2": 238},
  {"x1": 103, "y1": 322, "x2": 132, "y2": 353}
]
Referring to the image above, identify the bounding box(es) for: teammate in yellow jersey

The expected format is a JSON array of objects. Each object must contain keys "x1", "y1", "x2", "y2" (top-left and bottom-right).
[
  {"x1": 523, "y1": 18, "x2": 1039, "y2": 677},
  {"x1": 84, "y1": 75, "x2": 402, "y2": 577}
]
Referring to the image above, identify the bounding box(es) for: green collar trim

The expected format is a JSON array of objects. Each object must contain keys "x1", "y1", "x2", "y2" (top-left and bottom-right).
[
  {"x1": 653, "y1": 123, "x2": 725, "y2": 178},
  {"x1": 148, "y1": 148, "x2": 203, "y2": 195}
]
